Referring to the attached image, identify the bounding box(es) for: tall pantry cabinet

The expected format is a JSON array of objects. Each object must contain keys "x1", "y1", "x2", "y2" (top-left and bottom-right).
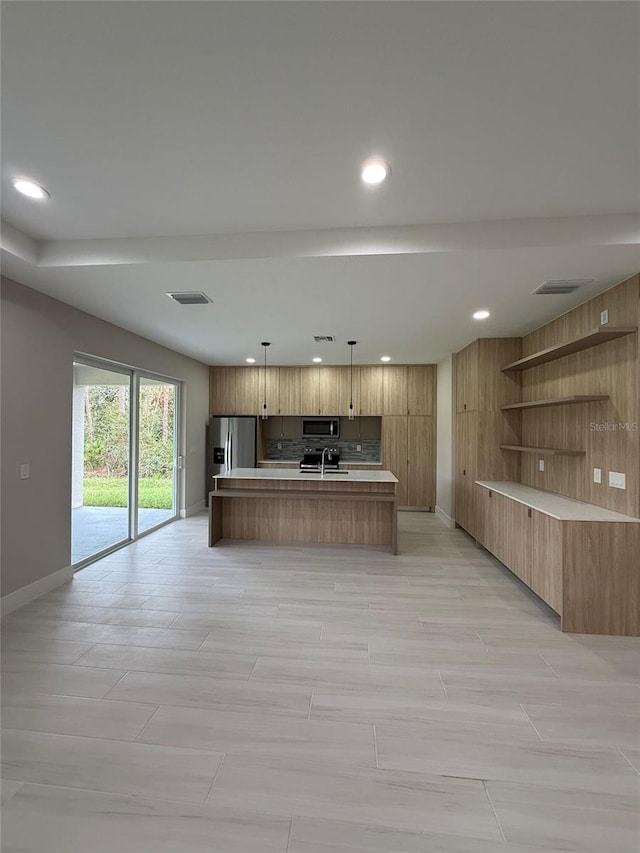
[{"x1": 454, "y1": 339, "x2": 522, "y2": 537}]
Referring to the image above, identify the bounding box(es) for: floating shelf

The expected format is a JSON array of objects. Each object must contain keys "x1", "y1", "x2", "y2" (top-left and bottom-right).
[
  {"x1": 501, "y1": 395, "x2": 609, "y2": 411},
  {"x1": 501, "y1": 445, "x2": 586, "y2": 457},
  {"x1": 501, "y1": 326, "x2": 637, "y2": 372}
]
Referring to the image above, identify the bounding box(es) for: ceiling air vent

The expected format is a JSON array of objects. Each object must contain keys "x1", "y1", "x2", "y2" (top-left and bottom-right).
[
  {"x1": 532, "y1": 280, "x2": 593, "y2": 295},
  {"x1": 313, "y1": 335, "x2": 335, "y2": 343},
  {"x1": 166, "y1": 291, "x2": 212, "y2": 305}
]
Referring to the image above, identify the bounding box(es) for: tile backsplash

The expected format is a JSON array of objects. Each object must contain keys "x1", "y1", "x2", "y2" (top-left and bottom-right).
[{"x1": 264, "y1": 438, "x2": 381, "y2": 462}]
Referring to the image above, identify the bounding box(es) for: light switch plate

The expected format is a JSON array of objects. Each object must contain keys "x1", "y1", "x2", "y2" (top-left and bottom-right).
[
  {"x1": 600, "y1": 309, "x2": 609, "y2": 325},
  {"x1": 608, "y1": 471, "x2": 626, "y2": 490},
  {"x1": 538, "y1": 458, "x2": 545, "y2": 472},
  {"x1": 593, "y1": 467, "x2": 602, "y2": 484},
  {"x1": 19, "y1": 463, "x2": 30, "y2": 480}
]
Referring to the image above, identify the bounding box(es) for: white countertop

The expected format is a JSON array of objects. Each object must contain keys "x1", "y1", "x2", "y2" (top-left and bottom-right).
[
  {"x1": 217, "y1": 467, "x2": 398, "y2": 483},
  {"x1": 476, "y1": 481, "x2": 640, "y2": 523}
]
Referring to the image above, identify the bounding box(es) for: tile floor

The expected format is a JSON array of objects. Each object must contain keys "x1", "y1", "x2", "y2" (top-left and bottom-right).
[{"x1": 1, "y1": 512, "x2": 639, "y2": 852}]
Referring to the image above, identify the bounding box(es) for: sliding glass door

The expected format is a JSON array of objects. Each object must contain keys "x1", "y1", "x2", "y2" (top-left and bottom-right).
[
  {"x1": 72, "y1": 357, "x2": 180, "y2": 566},
  {"x1": 137, "y1": 377, "x2": 178, "y2": 534},
  {"x1": 72, "y1": 361, "x2": 132, "y2": 564}
]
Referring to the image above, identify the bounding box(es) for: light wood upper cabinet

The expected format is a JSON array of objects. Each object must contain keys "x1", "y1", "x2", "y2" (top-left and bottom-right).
[
  {"x1": 359, "y1": 367, "x2": 383, "y2": 415},
  {"x1": 339, "y1": 366, "x2": 360, "y2": 419},
  {"x1": 382, "y1": 415, "x2": 408, "y2": 505},
  {"x1": 383, "y1": 366, "x2": 408, "y2": 415},
  {"x1": 318, "y1": 367, "x2": 344, "y2": 416},
  {"x1": 235, "y1": 367, "x2": 259, "y2": 415},
  {"x1": 210, "y1": 367, "x2": 237, "y2": 414},
  {"x1": 278, "y1": 367, "x2": 300, "y2": 415},
  {"x1": 407, "y1": 365, "x2": 436, "y2": 416},
  {"x1": 455, "y1": 341, "x2": 479, "y2": 413},
  {"x1": 300, "y1": 367, "x2": 320, "y2": 415},
  {"x1": 407, "y1": 416, "x2": 435, "y2": 509}
]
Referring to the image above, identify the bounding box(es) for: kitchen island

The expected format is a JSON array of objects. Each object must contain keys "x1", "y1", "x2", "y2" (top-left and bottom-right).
[{"x1": 209, "y1": 467, "x2": 398, "y2": 553}]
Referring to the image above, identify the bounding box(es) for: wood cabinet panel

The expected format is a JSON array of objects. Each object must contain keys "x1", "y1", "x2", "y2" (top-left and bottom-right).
[
  {"x1": 211, "y1": 367, "x2": 237, "y2": 414},
  {"x1": 478, "y1": 339, "x2": 522, "y2": 411},
  {"x1": 407, "y1": 365, "x2": 436, "y2": 416},
  {"x1": 530, "y1": 511, "x2": 562, "y2": 614},
  {"x1": 236, "y1": 367, "x2": 259, "y2": 415},
  {"x1": 407, "y1": 416, "x2": 435, "y2": 508},
  {"x1": 383, "y1": 366, "x2": 408, "y2": 415},
  {"x1": 455, "y1": 411, "x2": 478, "y2": 536},
  {"x1": 455, "y1": 342, "x2": 478, "y2": 413},
  {"x1": 340, "y1": 366, "x2": 360, "y2": 420},
  {"x1": 300, "y1": 367, "x2": 320, "y2": 415},
  {"x1": 278, "y1": 367, "x2": 300, "y2": 415},
  {"x1": 319, "y1": 367, "x2": 348, "y2": 416},
  {"x1": 506, "y1": 500, "x2": 531, "y2": 585},
  {"x1": 382, "y1": 415, "x2": 408, "y2": 505},
  {"x1": 359, "y1": 367, "x2": 384, "y2": 415}
]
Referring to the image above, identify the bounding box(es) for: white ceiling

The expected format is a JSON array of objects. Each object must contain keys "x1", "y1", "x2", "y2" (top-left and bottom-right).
[{"x1": 1, "y1": 2, "x2": 639, "y2": 365}]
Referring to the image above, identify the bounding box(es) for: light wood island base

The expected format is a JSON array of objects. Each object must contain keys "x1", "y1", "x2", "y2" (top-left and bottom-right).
[{"x1": 209, "y1": 468, "x2": 399, "y2": 554}]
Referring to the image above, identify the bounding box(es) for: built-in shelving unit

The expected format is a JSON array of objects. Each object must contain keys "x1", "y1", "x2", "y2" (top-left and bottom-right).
[
  {"x1": 501, "y1": 326, "x2": 637, "y2": 372},
  {"x1": 501, "y1": 395, "x2": 609, "y2": 411},
  {"x1": 501, "y1": 444, "x2": 586, "y2": 457}
]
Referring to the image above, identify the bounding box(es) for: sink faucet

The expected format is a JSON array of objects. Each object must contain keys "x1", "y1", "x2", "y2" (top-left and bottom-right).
[{"x1": 321, "y1": 447, "x2": 330, "y2": 476}]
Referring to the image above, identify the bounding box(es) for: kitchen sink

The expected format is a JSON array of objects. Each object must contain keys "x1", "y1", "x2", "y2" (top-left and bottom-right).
[{"x1": 299, "y1": 470, "x2": 349, "y2": 475}]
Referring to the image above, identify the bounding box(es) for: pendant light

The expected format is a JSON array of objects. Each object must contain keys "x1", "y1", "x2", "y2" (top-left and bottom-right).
[
  {"x1": 261, "y1": 342, "x2": 271, "y2": 420},
  {"x1": 347, "y1": 340, "x2": 357, "y2": 420}
]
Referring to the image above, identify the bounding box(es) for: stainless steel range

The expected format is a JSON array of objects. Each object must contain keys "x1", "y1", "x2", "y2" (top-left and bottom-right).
[{"x1": 299, "y1": 447, "x2": 340, "y2": 472}]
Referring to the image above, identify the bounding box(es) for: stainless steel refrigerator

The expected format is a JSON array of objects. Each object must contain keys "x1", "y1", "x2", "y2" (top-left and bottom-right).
[{"x1": 206, "y1": 416, "x2": 257, "y2": 495}]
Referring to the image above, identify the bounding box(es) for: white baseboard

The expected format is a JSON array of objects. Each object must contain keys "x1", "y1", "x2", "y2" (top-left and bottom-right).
[
  {"x1": 435, "y1": 505, "x2": 455, "y2": 528},
  {"x1": 180, "y1": 499, "x2": 206, "y2": 518},
  {"x1": 1, "y1": 564, "x2": 73, "y2": 617}
]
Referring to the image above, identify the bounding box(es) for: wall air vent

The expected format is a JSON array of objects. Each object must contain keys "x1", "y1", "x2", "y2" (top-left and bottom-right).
[
  {"x1": 313, "y1": 335, "x2": 335, "y2": 343},
  {"x1": 532, "y1": 280, "x2": 593, "y2": 295},
  {"x1": 166, "y1": 291, "x2": 213, "y2": 305}
]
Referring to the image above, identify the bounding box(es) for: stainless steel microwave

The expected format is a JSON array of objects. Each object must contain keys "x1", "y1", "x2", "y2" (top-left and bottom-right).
[{"x1": 302, "y1": 417, "x2": 340, "y2": 438}]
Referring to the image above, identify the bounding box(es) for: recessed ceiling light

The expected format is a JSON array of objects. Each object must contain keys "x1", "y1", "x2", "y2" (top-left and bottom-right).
[
  {"x1": 361, "y1": 159, "x2": 391, "y2": 185},
  {"x1": 473, "y1": 310, "x2": 491, "y2": 320},
  {"x1": 246, "y1": 357, "x2": 256, "y2": 364},
  {"x1": 312, "y1": 357, "x2": 322, "y2": 363},
  {"x1": 12, "y1": 177, "x2": 50, "y2": 200},
  {"x1": 380, "y1": 356, "x2": 391, "y2": 362}
]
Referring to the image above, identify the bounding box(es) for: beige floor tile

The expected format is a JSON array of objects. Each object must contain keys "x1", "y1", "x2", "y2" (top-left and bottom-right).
[
  {"x1": 208, "y1": 755, "x2": 502, "y2": 839},
  {"x1": 0, "y1": 779, "x2": 24, "y2": 806},
  {"x1": 288, "y1": 815, "x2": 554, "y2": 853},
  {"x1": 0, "y1": 633, "x2": 94, "y2": 665},
  {"x1": 375, "y1": 725, "x2": 640, "y2": 795},
  {"x1": 32, "y1": 602, "x2": 180, "y2": 627},
  {"x1": 1, "y1": 692, "x2": 156, "y2": 740},
  {"x1": 0, "y1": 783, "x2": 291, "y2": 853},
  {"x1": 138, "y1": 705, "x2": 376, "y2": 767},
  {"x1": 2, "y1": 617, "x2": 208, "y2": 650},
  {"x1": 522, "y1": 702, "x2": 640, "y2": 750},
  {"x1": 74, "y1": 643, "x2": 257, "y2": 679},
  {"x1": 2, "y1": 662, "x2": 126, "y2": 699},
  {"x1": 487, "y1": 780, "x2": 640, "y2": 852},
  {"x1": 1, "y1": 729, "x2": 223, "y2": 803},
  {"x1": 107, "y1": 670, "x2": 313, "y2": 717}
]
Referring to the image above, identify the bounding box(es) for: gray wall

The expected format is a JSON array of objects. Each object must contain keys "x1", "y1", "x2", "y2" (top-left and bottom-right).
[
  {"x1": 436, "y1": 354, "x2": 454, "y2": 521},
  {"x1": 1, "y1": 276, "x2": 210, "y2": 597}
]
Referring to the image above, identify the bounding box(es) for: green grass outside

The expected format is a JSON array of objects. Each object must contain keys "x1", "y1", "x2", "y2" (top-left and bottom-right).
[{"x1": 83, "y1": 477, "x2": 173, "y2": 509}]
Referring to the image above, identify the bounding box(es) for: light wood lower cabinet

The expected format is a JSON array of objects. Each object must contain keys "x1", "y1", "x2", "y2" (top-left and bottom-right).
[{"x1": 475, "y1": 483, "x2": 640, "y2": 635}]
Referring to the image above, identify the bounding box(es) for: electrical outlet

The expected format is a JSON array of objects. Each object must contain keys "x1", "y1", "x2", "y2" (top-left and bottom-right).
[
  {"x1": 608, "y1": 471, "x2": 626, "y2": 490},
  {"x1": 19, "y1": 463, "x2": 30, "y2": 480},
  {"x1": 277, "y1": 442, "x2": 282, "y2": 450},
  {"x1": 357, "y1": 444, "x2": 362, "y2": 452},
  {"x1": 538, "y1": 458, "x2": 545, "y2": 472},
  {"x1": 593, "y1": 467, "x2": 602, "y2": 484},
  {"x1": 600, "y1": 309, "x2": 609, "y2": 325}
]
